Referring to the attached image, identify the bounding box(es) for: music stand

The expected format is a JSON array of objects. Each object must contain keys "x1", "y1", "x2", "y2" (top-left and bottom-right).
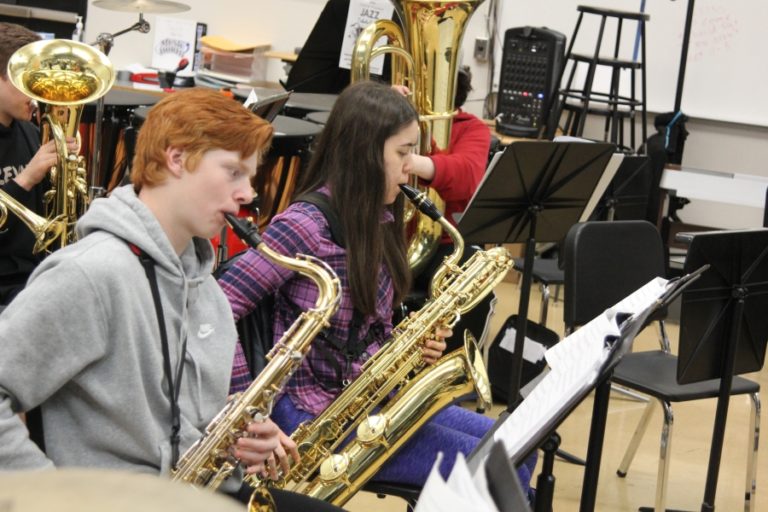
[
  {"x1": 676, "y1": 229, "x2": 768, "y2": 511},
  {"x1": 457, "y1": 141, "x2": 617, "y2": 410},
  {"x1": 467, "y1": 270, "x2": 706, "y2": 512},
  {"x1": 591, "y1": 155, "x2": 653, "y2": 222},
  {"x1": 246, "y1": 90, "x2": 293, "y2": 123}
]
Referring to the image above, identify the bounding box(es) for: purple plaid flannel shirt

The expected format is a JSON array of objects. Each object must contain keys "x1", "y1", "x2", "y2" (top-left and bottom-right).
[{"x1": 219, "y1": 198, "x2": 395, "y2": 415}]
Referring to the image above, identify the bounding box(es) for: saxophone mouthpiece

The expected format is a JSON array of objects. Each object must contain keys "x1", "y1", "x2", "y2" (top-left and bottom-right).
[
  {"x1": 225, "y1": 213, "x2": 263, "y2": 248},
  {"x1": 399, "y1": 184, "x2": 442, "y2": 221}
]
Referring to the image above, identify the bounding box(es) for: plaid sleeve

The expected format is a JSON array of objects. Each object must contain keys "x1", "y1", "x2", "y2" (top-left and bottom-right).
[{"x1": 230, "y1": 341, "x2": 251, "y2": 394}]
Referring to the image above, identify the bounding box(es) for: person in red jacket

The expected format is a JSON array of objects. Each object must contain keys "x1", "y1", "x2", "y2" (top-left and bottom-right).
[{"x1": 398, "y1": 67, "x2": 496, "y2": 353}]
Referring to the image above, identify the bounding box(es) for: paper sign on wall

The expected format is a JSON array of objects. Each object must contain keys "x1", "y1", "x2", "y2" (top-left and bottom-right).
[
  {"x1": 338, "y1": 0, "x2": 393, "y2": 74},
  {"x1": 151, "y1": 16, "x2": 207, "y2": 75}
]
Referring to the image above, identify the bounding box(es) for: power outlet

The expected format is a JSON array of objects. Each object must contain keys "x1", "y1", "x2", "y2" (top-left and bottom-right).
[{"x1": 474, "y1": 37, "x2": 489, "y2": 61}]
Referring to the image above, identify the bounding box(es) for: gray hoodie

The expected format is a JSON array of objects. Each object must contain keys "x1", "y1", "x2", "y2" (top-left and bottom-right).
[{"x1": 0, "y1": 185, "x2": 237, "y2": 475}]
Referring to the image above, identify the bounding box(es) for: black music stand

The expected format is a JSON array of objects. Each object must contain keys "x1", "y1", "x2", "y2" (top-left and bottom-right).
[
  {"x1": 591, "y1": 155, "x2": 653, "y2": 222},
  {"x1": 467, "y1": 268, "x2": 707, "y2": 512},
  {"x1": 676, "y1": 229, "x2": 768, "y2": 511},
  {"x1": 457, "y1": 141, "x2": 616, "y2": 410}
]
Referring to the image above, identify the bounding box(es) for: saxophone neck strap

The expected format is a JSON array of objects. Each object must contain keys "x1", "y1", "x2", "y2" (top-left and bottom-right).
[{"x1": 127, "y1": 242, "x2": 185, "y2": 469}]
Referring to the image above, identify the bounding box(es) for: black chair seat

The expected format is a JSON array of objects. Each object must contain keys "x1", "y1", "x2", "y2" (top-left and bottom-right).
[
  {"x1": 514, "y1": 257, "x2": 564, "y2": 328},
  {"x1": 363, "y1": 481, "x2": 421, "y2": 510},
  {"x1": 613, "y1": 350, "x2": 760, "y2": 402},
  {"x1": 513, "y1": 257, "x2": 564, "y2": 285}
]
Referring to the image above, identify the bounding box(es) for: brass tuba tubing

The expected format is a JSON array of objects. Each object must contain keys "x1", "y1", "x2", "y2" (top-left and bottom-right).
[
  {"x1": 351, "y1": 0, "x2": 485, "y2": 275},
  {"x1": 0, "y1": 189, "x2": 66, "y2": 254},
  {"x1": 171, "y1": 214, "x2": 341, "y2": 490}
]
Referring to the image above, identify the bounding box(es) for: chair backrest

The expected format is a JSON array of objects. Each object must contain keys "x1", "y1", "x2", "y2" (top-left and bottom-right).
[
  {"x1": 763, "y1": 186, "x2": 768, "y2": 227},
  {"x1": 563, "y1": 220, "x2": 665, "y2": 330}
]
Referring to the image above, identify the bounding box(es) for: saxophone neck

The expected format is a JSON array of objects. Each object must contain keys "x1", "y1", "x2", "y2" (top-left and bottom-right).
[{"x1": 224, "y1": 213, "x2": 341, "y2": 313}]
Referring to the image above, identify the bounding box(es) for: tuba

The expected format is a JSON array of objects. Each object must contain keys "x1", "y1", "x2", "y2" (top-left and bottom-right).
[
  {"x1": 5, "y1": 39, "x2": 114, "y2": 250},
  {"x1": 172, "y1": 214, "x2": 341, "y2": 492},
  {"x1": 351, "y1": 0, "x2": 485, "y2": 275},
  {"x1": 245, "y1": 185, "x2": 509, "y2": 499}
]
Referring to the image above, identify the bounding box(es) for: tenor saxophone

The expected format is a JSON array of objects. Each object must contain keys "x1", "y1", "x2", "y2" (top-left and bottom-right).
[
  {"x1": 171, "y1": 214, "x2": 341, "y2": 490},
  {"x1": 246, "y1": 185, "x2": 510, "y2": 494}
]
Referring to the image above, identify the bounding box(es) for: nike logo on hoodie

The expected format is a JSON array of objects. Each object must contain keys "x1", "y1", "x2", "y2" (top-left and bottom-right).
[{"x1": 197, "y1": 323, "x2": 215, "y2": 339}]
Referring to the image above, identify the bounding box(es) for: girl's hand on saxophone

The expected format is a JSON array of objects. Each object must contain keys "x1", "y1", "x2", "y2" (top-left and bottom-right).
[{"x1": 422, "y1": 326, "x2": 452, "y2": 364}]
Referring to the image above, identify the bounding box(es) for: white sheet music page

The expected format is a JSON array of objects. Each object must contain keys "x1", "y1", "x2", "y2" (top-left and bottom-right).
[
  {"x1": 490, "y1": 277, "x2": 670, "y2": 462},
  {"x1": 415, "y1": 453, "x2": 499, "y2": 512}
]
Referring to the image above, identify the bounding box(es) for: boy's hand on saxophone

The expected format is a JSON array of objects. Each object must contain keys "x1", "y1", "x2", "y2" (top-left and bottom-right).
[{"x1": 235, "y1": 418, "x2": 281, "y2": 477}]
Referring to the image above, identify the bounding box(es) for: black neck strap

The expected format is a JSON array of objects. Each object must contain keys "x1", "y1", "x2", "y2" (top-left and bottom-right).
[{"x1": 128, "y1": 243, "x2": 185, "y2": 469}]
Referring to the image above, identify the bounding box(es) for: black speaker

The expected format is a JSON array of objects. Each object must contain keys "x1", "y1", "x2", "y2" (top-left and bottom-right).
[{"x1": 495, "y1": 26, "x2": 566, "y2": 139}]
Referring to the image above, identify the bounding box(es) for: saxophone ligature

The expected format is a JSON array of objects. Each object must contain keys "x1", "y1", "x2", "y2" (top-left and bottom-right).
[
  {"x1": 351, "y1": 0, "x2": 485, "y2": 275},
  {"x1": 248, "y1": 185, "x2": 509, "y2": 501},
  {"x1": 5, "y1": 39, "x2": 115, "y2": 251},
  {"x1": 171, "y1": 214, "x2": 341, "y2": 492}
]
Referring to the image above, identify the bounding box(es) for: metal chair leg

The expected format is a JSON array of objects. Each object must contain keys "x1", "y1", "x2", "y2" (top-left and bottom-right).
[
  {"x1": 611, "y1": 384, "x2": 650, "y2": 403},
  {"x1": 654, "y1": 401, "x2": 674, "y2": 512},
  {"x1": 617, "y1": 399, "x2": 656, "y2": 477},
  {"x1": 539, "y1": 283, "x2": 550, "y2": 327},
  {"x1": 657, "y1": 320, "x2": 671, "y2": 353},
  {"x1": 745, "y1": 392, "x2": 761, "y2": 512}
]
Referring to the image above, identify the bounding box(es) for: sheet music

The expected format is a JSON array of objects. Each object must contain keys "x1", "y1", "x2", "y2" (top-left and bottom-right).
[
  {"x1": 488, "y1": 277, "x2": 670, "y2": 463},
  {"x1": 415, "y1": 453, "x2": 499, "y2": 512}
]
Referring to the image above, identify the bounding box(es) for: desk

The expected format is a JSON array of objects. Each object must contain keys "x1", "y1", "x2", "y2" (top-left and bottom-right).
[
  {"x1": 483, "y1": 119, "x2": 539, "y2": 145},
  {"x1": 660, "y1": 166, "x2": 768, "y2": 229}
]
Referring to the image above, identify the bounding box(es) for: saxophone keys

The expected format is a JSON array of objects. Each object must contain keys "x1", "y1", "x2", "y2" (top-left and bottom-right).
[
  {"x1": 355, "y1": 414, "x2": 389, "y2": 446},
  {"x1": 318, "y1": 454, "x2": 350, "y2": 484}
]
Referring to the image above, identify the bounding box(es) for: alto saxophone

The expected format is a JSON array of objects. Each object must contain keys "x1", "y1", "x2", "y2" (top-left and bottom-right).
[
  {"x1": 171, "y1": 214, "x2": 341, "y2": 490},
  {"x1": 247, "y1": 185, "x2": 510, "y2": 496}
]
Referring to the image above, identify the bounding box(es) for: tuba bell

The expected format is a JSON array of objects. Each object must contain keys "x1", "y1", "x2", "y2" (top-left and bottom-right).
[
  {"x1": 351, "y1": 0, "x2": 485, "y2": 275},
  {"x1": 5, "y1": 39, "x2": 115, "y2": 251}
]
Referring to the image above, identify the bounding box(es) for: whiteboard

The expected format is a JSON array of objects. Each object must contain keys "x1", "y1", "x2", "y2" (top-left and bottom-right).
[{"x1": 496, "y1": 0, "x2": 768, "y2": 127}]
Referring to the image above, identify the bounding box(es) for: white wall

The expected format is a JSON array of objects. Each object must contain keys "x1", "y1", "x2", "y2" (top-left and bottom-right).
[
  {"x1": 85, "y1": 0, "x2": 767, "y2": 228},
  {"x1": 84, "y1": 0, "x2": 329, "y2": 82}
]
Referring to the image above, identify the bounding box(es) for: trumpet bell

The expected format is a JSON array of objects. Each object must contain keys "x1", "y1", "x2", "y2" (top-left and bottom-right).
[{"x1": 8, "y1": 39, "x2": 115, "y2": 106}]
